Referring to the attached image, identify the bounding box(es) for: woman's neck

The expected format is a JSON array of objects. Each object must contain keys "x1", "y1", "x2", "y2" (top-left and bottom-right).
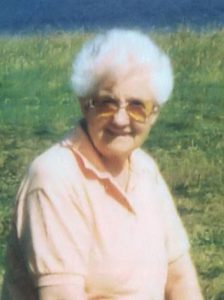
[
  {"x1": 101, "y1": 154, "x2": 129, "y2": 175},
  {"x1": 101, "y1": 155, "x2": 131, "y2": 191}
]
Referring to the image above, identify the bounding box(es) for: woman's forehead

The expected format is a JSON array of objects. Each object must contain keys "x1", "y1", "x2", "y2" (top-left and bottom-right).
[{"x1": 96, "y1": 66, "x2": 155, "y2": 101}]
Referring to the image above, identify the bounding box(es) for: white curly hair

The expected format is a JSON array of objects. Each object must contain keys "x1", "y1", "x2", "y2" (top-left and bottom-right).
[{"x1": 71, "y1": 29, "x2": 174, "y2": 105}]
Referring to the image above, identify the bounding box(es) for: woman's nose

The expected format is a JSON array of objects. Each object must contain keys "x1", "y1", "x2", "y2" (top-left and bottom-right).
[{"x1": 112, "y1": 107, "x2": 130, "y2": 127}]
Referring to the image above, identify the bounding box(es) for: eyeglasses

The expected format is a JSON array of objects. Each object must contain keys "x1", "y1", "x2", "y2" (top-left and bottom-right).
[{"x1": 88, "y1": 96, "x2": 159, "y2": 123}]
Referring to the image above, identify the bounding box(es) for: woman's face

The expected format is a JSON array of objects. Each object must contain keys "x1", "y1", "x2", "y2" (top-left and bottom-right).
[{"x1": 82, "y1": 68, "x2": 159, "y2": 160}]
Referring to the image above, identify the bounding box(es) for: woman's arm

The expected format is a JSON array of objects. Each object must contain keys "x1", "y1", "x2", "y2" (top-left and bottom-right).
[
  {"x1": 38, "y1": 284, "x2": 87, "y2": 300},
  {"x1": 165, "y1": 253, "x2": 203, "y2": 300},
  {"x1": 16, "y1": 154, "x2": 93, "y2": 300}
]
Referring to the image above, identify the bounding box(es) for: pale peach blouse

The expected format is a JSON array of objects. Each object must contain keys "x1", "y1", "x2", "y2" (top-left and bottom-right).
[{"x1": 1, "y1": 124, "x2": 189, "y2": 300}]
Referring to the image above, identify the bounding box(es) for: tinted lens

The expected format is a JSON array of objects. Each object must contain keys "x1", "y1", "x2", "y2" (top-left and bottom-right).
[
  {"x1": 127, "y1": 100, "x2": 154, "y2": 122},
  {"x1": 95, "y1": 97, "x2": 118, "y2": 118},
  {"x1": 93, "y1": 97, "x2": 156, "y2": 122}
]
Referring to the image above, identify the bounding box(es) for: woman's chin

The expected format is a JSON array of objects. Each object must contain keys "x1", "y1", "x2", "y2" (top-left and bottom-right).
[
  {"x1": 99, "y1": 138, "x2": 136, "y2": 159},
  {"x1": 91, "y1": 131, "x2": 143, "y2": 160}
]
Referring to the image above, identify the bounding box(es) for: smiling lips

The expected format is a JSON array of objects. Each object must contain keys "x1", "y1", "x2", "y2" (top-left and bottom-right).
[{"x1": 105, "y1": 128, "x2": 132, "y2": 136}]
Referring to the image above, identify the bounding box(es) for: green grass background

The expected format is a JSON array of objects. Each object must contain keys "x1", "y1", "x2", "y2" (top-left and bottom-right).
[{"x1": 0, "y1": 29, "x2": 223, "y2": 299}]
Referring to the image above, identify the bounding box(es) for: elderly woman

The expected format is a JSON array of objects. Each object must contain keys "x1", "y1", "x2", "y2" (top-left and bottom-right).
[{"x1": 1, "y1": 29, "x2": 203, "y2": 300}]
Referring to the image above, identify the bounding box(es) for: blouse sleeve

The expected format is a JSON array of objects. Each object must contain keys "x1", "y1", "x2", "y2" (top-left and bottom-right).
[
  {"x1": 15, "y1": 151, "x2": 93, "y2": 290},
  {"x1": 155, "y1": 168, "x2": 190, "y2": 263}
]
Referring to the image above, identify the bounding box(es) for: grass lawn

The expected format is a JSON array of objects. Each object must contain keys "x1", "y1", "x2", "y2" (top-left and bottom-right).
[{"x1": 0, "y1": 28, "x2": 223, "y2": 299}]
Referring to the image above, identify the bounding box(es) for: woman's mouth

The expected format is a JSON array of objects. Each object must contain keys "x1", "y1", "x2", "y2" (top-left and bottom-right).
[{"x1": 105, "y1": 128, "x2": 131, "y2": 136}]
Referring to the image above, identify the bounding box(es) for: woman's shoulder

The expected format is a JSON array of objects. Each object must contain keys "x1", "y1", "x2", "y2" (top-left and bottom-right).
[
  {"x1": 27, "y1": 142, "x2": 79, "y2": 185},
  {"x1": 132, "y1": 148, "x2": 159, "y2": 174}
]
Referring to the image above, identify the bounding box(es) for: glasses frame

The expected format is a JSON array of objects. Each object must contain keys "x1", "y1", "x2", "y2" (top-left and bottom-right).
[{"x1": 87, "y1": 96, "x2": 159, "y2": 123}]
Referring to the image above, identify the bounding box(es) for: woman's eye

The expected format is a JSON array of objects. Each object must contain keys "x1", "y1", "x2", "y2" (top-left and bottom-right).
[
  {"x1": 130, "y1": 100, "x2": 145, "y2": 108},
  {"x1": 100, "y1": 97, "x2": 117, "y2": 106}
]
